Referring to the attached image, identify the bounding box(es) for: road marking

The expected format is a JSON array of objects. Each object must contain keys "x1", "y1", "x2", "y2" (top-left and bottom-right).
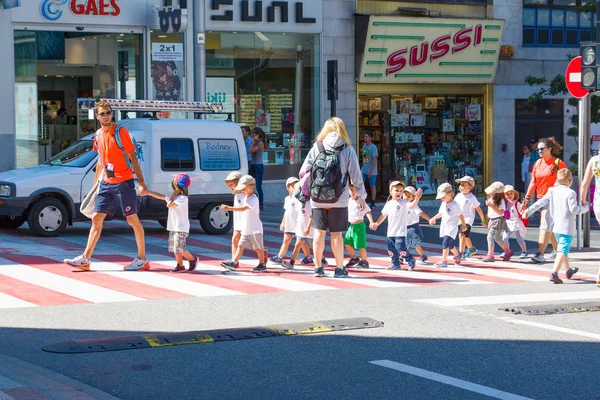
[
  {"x1": 417, "y1": 290, "x2": 600, "y2": 307},
  {"x1": 0, "y1": 292, "x2": 35, "y2": 309},
  {"x1": 500, "y1": 317, "x2": 600, "y2": 340},
  {"x1": 369, "y1": 360, "x2": 532, "y2": 400}
]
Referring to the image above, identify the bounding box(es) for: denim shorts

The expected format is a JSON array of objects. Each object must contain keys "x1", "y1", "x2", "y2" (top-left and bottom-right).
[
  {"x1": 442, "y1": 235, "x2": 456, "y2": 250},
  {"x1": 95, "y1": 179, "x2": 138, "y2": 217},
  {"x1": 362, "y1": 174, "x2": 377, "y2": 188}
]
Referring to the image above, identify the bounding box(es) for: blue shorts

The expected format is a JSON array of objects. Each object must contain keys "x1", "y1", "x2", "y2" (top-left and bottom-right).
[
  {"x1": 362, "y1": 174, "x2": 377, "y2": 188},
  {"x1": 95, "y1": 179, "x2": 138, "y2": 217},
  {"x1": 555, "y1": 233, "x2": 573, "y2": 256},
  {"x1": 442, "y1": 235, "x2": 456, "y2": 250}
]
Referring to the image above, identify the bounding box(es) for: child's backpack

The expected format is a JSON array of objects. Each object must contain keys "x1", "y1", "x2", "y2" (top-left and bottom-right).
[
  {"x1": 503, "y1": 199, "x2": 511, "y2": 220},
  {"x1": 309, "y1": 141, "x2": 347, "y2": 203},
  {"x1": 114, "y1": 123, "x2": 144, "y2": 170},
  {"x1": 517, "y1": 201, "x2": 529, "y2": 227}
]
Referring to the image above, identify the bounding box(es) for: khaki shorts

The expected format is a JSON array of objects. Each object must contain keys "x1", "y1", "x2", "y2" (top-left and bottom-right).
[{"x1": 239, "y1": 233, "x2": 264, "y2": 250}]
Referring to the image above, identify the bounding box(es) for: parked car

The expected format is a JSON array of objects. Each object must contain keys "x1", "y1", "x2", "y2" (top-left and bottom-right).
[{"x1": 0, "y1": 117, "x2": 247, "y2": 237}]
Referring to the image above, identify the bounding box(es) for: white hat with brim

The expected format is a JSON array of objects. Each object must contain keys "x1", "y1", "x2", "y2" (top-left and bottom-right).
[
  {"x1": 403, "y1": 186, "x2": 417, "y2": 196},
  {"x1": 485, "y1": 181, "x2": 505, "y2": 195},
  {"x1": 435, "y1": 182, "x2": 453, "y2": 200},
  {"x1": 455, "y1": 175, "x2": 475, "y2": 187},
  {"x1": 286, "y1": 177, "x2": 300, "y2": 187},
  {"x1": 504, "y1": 184, "x2": 518, "y2": 194},
  {"x1": 389, "y1": 180, "x2": 406, "y2": 191},
  {"x1": 234, "y1": 175, "x2": 256, "y2": 191},
  {"x1": 223, "y1": 171, "x2": 242, "y2": 183}
]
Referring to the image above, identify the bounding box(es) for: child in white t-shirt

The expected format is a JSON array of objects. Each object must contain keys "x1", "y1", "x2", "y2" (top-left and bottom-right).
[
  {"x1": 429, "y1": 183, "x2": 467, "y2": 268},
  {"x1": 371, "y1": 181, "x2": 422, "y2": 270},
  {"x1": 403, "y1": 186, "x2": 431, "y2": 263},
  {"x1": 454, "y1": 176, "x2": 486, "y2": 260},
  {"x1": 223, "y1": 171, "x2": 244, "y2": 261},
  {"x1": 146, "y1": 174, "x2": 199, "y2": 273},
  {"x1": 344, "y1": 183, "x2": 375, "y2": 269},
  {"x1": 502, "y1": 185, "x2": 528, "y2": 258},
  {"x1": 282, "y1": 184, "x2": 316, "y2": 270},
  {"x1": 482, "y1": 181, "x2": 512, "y2": 262},
  {"x1": 220, "y1": 175, "x2": 266, "y2": 272}
]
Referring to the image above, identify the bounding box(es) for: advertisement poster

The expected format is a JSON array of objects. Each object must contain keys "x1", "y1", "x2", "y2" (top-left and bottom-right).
[
  {"x1": 151, "y1": 43, "x2": 183, "y2": 102},
  {"x1": 206, "y1": 77, "x2": 235, "y2": 121},
  {"x1": 15, "y1": 82, "x2": 38, "y2": 141},
  {"x1": 198, "y1": 139, "x2": 240, "y2": 171}
]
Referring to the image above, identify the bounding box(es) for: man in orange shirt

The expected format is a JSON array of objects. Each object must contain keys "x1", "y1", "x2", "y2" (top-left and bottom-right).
[{"x1": 64, "y1": 100, "x2": 149, "y2": 271}]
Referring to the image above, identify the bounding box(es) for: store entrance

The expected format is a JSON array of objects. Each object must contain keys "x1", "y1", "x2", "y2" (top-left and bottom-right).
[{"x1": 14, "y1": 30, "x2": 143, "y2": 168}]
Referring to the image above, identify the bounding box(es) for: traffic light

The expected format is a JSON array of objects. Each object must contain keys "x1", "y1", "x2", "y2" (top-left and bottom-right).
[{"x1": 580, "y1": 41, "x2": 598, "y2": 90}]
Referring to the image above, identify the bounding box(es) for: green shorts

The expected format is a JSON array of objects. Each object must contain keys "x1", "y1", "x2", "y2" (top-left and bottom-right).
[{"x1": 344, "y1": 221, "x2": 367, "y2": 250}]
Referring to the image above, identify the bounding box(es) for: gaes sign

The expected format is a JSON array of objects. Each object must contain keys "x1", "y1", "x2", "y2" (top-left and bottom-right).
[{"x1": 40, "y1": 0, "x2": 120, "y2": 21}]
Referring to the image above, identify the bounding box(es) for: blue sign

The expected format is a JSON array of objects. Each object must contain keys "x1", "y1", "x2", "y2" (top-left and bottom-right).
[
  {"x1": 40, "y1": 0, "x2": 68, "y2": 21},
  {"x1": 198, "y1": 139, "x2": 240, "y2": 171},
  {"x1": 3, "y1": 0, "x2": 21, "y2": 9}
]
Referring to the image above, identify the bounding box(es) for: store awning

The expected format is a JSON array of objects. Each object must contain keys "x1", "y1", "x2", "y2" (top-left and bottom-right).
[{"x1": 355, "y1": 15, "x2": 505, "y2": 84}]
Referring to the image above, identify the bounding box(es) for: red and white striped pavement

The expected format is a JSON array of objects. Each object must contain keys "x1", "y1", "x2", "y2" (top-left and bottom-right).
[{"x1": 0, "y1": 221, "x2": 596, "y2": 309}]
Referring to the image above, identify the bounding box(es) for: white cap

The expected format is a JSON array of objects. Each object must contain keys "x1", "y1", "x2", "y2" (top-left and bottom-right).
[
  {"x1": 436, "y1": 182, "x2": 453, "y2": 199},
  {"x1": 235, "y1": 175, "x2": 256, "y2": 191},
  {"x1": 403, "y1": 186, "x2": 416, "y2": 196},
  {"x1": 455, "y1": 175, "x2": 475, "y2": 187},
  {"x1": 223, "y1": 171, "x2": 242, "y2": 183},
  {"x1": 485, "y1": 181, "x2": 505, "y2": 195},
  {"x1": 504, "y1": 184, "x2": 518, "y2": 194},
  {"x1": 286, "y1": 176, "x2": 300, "y2": 187},
  {"x1": 389, "y1": 180, "x2": 406, "y2": 191}
]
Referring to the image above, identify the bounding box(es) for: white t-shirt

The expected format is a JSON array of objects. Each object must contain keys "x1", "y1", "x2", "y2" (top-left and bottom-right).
[
  {"x1": 406, "y1": 205, "x2": 423, "y2": 226},
  {"x1": 505, "y1": 200, "x2": 526, "y2": 236},
  {"x1": 233, "y1": 193, "x2": 246, "y2": 231},
  {"x1": 166, "y1": 194, "x2": 190, "y2": 233},
  {"x1": 382, "y1": 198, "x2": 410, "y2": 237},
  {"x1": 241, "y1": 194, "x2": 263, "y2": 235},
  {"x1": 283, "y1": 196, "x2": 299, "y2": 232},
  {"x1": 487, "y1": 198, "x2": 505, "y2": 219},
  {"x1": 454, "y1": 192, "x2": 481, "y2": 226},
  {"x1": 348, "y1": 198, "x2": 371, "y2": 223},
  {"x1": 295, "y1": 201, "x2": 314, "y2": 238},
  {"x1": 439, "y1": 200, "x2": 462, "y2": 238}
]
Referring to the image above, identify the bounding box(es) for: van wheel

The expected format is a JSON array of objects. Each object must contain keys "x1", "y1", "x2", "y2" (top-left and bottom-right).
[
  {"x1": 27, "y1": 198, "x2": 68, "y2": 237},
  {"x1": 0, "y1": 216, "x2": 25, "y2": 230},
  {"x1": 199, "y1": 203, "x2": 232, "y2": 235},
  {"x1": 157, "y1": 218, "x2": 167, "y2": 228}
]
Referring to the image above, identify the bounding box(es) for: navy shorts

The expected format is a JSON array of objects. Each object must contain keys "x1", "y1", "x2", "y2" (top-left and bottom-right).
[
  {"x1": 95, "y1": 179, "x2": 138, "y2": 217},
  {"x1": 442, "y1": 235, "x2": 456, "y2": 250},
  {"x1": 459, "y1": 224, "x2": 472, "y2": 238}
]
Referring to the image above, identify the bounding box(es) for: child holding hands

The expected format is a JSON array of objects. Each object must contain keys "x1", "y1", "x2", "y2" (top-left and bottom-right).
[
  {"x1": 482, "y1": 182, "x2": 513, "y2": 262},
  {"x1": 429, "y1": 183, "x2": 467, "y2": 268},
  {"x1": 344, "y1": 183, "x2": 376, "y2": 269},
  {"x1": 454, "y1": 176, "x2": 486, "y2": 259},
  {"x1": 403, "y1": 186, "x2": 431, "y2": 263}
]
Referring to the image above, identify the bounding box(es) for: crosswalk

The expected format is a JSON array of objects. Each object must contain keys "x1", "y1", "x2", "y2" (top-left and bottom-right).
[{"x1": 0, "y1": 221, "x2": 597, "y2": 309}]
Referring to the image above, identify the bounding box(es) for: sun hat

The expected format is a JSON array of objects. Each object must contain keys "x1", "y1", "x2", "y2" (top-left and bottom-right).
[
  {"x1": 504, "y1": 184, "x2": 518, "y2": 194},
  {"x1": 455, "y1": 175, "x2": 475, "y2": 187},
  {"x1": 403, "y1": 186, "x2": 417, "y2": 196},
  {"x1": 435, "y1": 182, "x2": 454, "y2": 199},
  {"x1": 234, "y1": 175, "x2": 256, "y2": 191},
  {"x1": 223, "y1": 171, "x2": 242, "y2": 183},
  {"x1": 389, "y1": 180, "x2": 406, "y2": 191},
  {"x1": 485, "y1": 181, "x2": 505, "y2": 195},
  {"x1": 286, "y1": 176, "x2": 300, "y2": 186},
  {"x1": 175, "y1": 173, "x2": 191, "y2": 188}
]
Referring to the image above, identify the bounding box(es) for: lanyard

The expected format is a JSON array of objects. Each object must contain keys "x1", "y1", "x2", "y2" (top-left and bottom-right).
[{"x1": 103, "y1": 123, "x2": 115, "y2": 161}]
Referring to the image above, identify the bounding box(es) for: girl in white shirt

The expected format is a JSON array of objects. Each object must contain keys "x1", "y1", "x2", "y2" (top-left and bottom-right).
[
  {"x1": 403, "y1": 186, "x2": 431, "y2": 263},
  {"x1": 146, "y1": 174, "x2": 199, "y2": 273},
  {"x1": 502, "y1": 185, "x2": 528, "y2": 259},
  {"x1": 482, "y1": 182, "x2": 512, "y2": 262}
]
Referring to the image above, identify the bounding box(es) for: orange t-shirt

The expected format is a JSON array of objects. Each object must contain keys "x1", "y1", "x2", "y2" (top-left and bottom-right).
[
  {"x1": 528, "y1": 156, "x2": 567, "y2": 198},
  {"x1": 93, "y1": 124, "x2": 136, "y2": 185}
]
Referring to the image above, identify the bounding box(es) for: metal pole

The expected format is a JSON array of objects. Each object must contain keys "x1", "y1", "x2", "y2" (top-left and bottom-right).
[
  {"x1": 194, "y1": 0, "x2": 206, "y2": 104},
  {"x1": 578, "y1": 94, "x2": 591, "y2": 249}
]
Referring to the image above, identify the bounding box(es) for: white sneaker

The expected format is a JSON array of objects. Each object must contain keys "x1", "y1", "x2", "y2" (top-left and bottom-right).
[
  {"x1": 63, "y1": 254, "x2": 91, "y2": 271},
  {"x1": 547, "y1": 251, "x2": 557, "y2": 260},
  {"x1": 531, "y1": 253, "x2": 545, "y2": 263},
  {"x1": 123, "y1": 257, "x2": 150, "y2": 271}
]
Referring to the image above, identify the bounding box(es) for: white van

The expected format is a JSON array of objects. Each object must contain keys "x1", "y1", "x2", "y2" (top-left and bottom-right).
[{"x1": 0, "y1": 113, "x2": 247, "y2": 237}]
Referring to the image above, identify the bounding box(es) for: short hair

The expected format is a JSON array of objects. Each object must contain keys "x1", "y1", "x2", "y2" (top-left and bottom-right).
[
  {"x1": 363, "y1": 131, "x2": 374, "y2": 139},
  {"x1": 556, "y1": 168, "x2": 572, "y2": 185},
  {"x1": 94, "y1": 100, "x2": 111, "y2": 114}
]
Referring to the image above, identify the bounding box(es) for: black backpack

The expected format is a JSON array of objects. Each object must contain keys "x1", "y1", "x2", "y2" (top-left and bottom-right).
[{"x1": 310, "y1": 141, "x2": 347, "y2": 203}]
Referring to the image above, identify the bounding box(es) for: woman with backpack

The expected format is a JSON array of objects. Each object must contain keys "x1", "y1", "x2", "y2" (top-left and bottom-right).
[
  {"x1": 300, "y1": 117, "x2": 367, "y2": 278},
  {"x1": 523, "y1": 137, "x2": 567, "y2": 263}
]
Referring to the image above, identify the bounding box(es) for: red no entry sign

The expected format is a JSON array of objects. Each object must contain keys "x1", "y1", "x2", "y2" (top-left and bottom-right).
[{"x1": 565, "y1": 56, "x2": 589, "y2": 99}]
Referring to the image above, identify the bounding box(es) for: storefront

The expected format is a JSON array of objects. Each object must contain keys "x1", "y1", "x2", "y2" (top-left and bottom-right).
[
  {"x1": 1, "y1": 0, "x2": 193, "y2": 170},
  {"x1": 204, "y1": 0, "x2": 322, "y2": 181},
  {"x1": 355, "y1": 15, "x2": 504, "y2": 196}
]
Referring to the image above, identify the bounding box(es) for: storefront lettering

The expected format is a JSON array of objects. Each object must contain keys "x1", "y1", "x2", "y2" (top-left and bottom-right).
[
  {"x1": 40, "y1": 0, "x2": 120, "y2": 21},
  {"x1": 210, "y1": 0, "x2": 316, "y2": 24},
  {"x1": 386, "y1": 24, "x2": 482, "y2": 75}
]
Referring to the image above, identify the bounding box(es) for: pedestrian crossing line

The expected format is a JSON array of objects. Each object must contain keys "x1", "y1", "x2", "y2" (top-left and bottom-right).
[
  {"x1": 417, "y1": 290, "x2": 600, "y2": 307},
  {"x1": 0, "y1": 257, "x2": 143, "y2": 304},
  {"x1": 3, "y1": 254, "x2": 194, "y2": 301},
  {"x1": 0, "y1": 273, "x2": 86, "y2": 308}
]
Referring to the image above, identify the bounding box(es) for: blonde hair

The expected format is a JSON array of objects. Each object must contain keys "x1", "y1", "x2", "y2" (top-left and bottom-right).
[
  {"x1": 316, "y1": 117, "x2": 351, "y2": 146},
  {"x1": 556, "y1": 168, "x2": 572, "y2": 185}
]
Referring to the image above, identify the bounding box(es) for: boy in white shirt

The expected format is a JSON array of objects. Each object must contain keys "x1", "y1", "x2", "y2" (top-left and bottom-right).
[
  {"x1": 524, "y1": 169, "x2": 589, "y2": 283},
  {"x1": 344, "y1": 183, "x2": 375, "y2": 269},
  {"x1": 454, "y1": 176, "x2": 486, "y2": 260},
  {"x1": 220, "y1": 175, "x2": 266, "y2": 272},
  {"x1": 371, "y1": 181, "x2": 422, "y2": 270},
  {"x1": 429, "y1": 183, "x2": 467, "y2": 268},
  {"x1": 282, "y1": 184, "x2": 315, "y2": 270},
  {"x1": 223, "y1": 171, "x2": 244, "y2": 261},
  {"x1": 404, "y1": 186, "x2": 431, "y2": 263}
]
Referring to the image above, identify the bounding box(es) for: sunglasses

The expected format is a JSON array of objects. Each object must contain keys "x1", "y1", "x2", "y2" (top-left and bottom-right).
[
  {"x1": 537, "y1": 147, "x2": 546, "y2": 152},
  {"x1": 523, "y1": 147, "x2": 529, "y2": 150},
  {"x1": 98, "y1": 111, "x2": 112, "y2": 117}
]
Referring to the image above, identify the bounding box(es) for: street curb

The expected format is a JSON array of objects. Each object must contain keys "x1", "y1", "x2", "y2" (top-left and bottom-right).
[{"x1": 0, "y1": 353, "x2": 120, "y2": 400}]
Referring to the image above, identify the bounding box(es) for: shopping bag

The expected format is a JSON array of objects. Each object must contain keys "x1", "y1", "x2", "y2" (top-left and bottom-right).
[{"x1": 80, "y1": 180, "x2": 100, "y2": 219}]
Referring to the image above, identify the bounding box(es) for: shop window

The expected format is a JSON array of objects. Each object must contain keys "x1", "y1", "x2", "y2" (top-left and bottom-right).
[
  {"x1": 205, "y1": 32, "x2": 320, "y2": 173},
  {"x1": 161, "y1": 138, "x2": 195, "y2": 171},
  {"x1": 523, "y1": 4, "x2": 588, "y2": 47}
]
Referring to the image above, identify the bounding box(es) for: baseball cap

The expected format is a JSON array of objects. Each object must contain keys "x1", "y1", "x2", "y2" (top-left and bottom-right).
[
  {"x1": 389, "y1": 180, "x2": 406, "y2": 191},
  {"x1": 455, "y1": 175, "x2": 475, "y2": 187},
  {"x1": 235, "y1": 175, "x2": 256, "y2": 191},
  {"x1": 504, "y1": 184, "x2": 518, "y2": 194},
  {"x1": 403, "y1": 186, "x2": 416, "y2": 196},
  {"x1": 435, "y1": 182, "x2": 453, "y2": 199},
  {"x1": 485, "y1": 181, "x2": 505, "y2": 195},
  {"x1": 286, "y1": 176, "x2": 300, "y2": 187},
  {"x1": 223, "y1": 171, "x2": 242, "y2": 183},
  {"x1": 175, "y1": 173, "x2": 191, "y2": 188}
]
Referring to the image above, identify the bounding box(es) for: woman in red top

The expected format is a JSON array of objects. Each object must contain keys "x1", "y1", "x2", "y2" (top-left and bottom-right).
[{"x1": 523, "y1": 137, "x2": 567, "y2": 263}]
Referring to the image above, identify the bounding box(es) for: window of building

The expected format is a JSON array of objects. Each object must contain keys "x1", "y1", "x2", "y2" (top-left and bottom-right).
[
  {"x1": 161, "y1": 138, "x2": 195, "y2": 171},
  {"x1": 523, "y1": 1, "x2": 594, "y2": 47}
]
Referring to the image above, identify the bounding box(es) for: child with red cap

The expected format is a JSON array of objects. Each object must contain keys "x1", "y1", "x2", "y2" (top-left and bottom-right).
[{"x1": 145, "y1": 174, "x2": 199, "y2": 273}]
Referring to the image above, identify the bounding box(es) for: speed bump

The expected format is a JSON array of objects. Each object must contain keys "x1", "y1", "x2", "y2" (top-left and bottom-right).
[
  {"x1": 499, "y1": 302, "x2": 600, "y2": 316},
  {"x1": 42, "y1": 317, "x2": 384, "y2": 354}
]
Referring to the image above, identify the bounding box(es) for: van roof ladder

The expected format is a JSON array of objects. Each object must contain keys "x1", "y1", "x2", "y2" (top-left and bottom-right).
[{"x1": 101, "y1": 99, "x2": 223, "y2": 119}]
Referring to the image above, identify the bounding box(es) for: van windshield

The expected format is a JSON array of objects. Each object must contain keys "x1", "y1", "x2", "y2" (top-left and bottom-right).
[{"x1": 45, "y1": 140, "x2": 97, "y2": 168}]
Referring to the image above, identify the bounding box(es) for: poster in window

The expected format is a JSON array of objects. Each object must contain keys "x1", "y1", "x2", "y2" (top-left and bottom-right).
[
  {"x1": 442, "y1": 118, "x2": 455, "y2": 132},
  {"x1": 281, "y1": 108, "x2": 294, "y2": 133},
  {"x1": 466, "y1": 104, "x2": 481, "y2": 121},
  {"x1": 206, "y1": 77, "x2": 235, "y2": 121},
  {"x1": 151, "y1": 43, "x2": 183, "y2": 102},
  {"x1": 425, "y1": 98, "x2": 438, "y2": 109},
  {"x1": 409, "y1": 103, "x2": 422, "y2": 114},
  {"x1": 393, "y1": 114, "x2": 410, "y2": 127},
  {"x1": 410, "y1": 113, "x2": 425, "y2": 127}
]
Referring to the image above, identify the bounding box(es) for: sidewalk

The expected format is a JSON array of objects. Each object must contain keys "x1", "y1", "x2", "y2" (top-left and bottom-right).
[{"x1": 0, "y1": 354, "x2": 118, "y2": 400}]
